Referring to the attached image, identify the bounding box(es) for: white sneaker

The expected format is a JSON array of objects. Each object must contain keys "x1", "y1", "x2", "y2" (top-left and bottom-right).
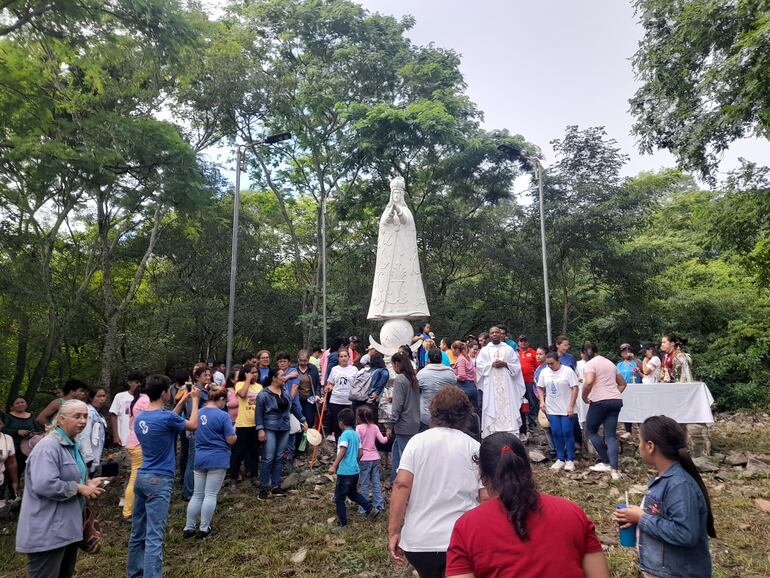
[
  {"x1": 520, "y1": 433, "x2": 529, "y2": 443},
  {"x1": 589, "y1": 463, "x2": 612, "y2": 473},
  {"x1": 611, "y1": 470, "x2": 621, "y2": 481},
  {"x1": 620, "y1": 432, "x2": 632, "y2": 440},
  {"x1": 119, "y1": 497, "x2": 125, "y2": 507},
  {"x1": 325, "y1": 435, "x2": 336, "y2": 443},
  {"x1": 550, "y1": 460, "x2": 565, "y2": 470},
  {"x1": 564, "y1": 460, "x2": 575, "y2": 471}
]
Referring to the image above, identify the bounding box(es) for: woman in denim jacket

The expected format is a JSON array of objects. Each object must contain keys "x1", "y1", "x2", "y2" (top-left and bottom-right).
[
  {"x1": 615, "y1": 416, "x2": 715, "y2": 578},
  {"x1": 255, "y1": 368, "x2": 307, "y2": 501}
]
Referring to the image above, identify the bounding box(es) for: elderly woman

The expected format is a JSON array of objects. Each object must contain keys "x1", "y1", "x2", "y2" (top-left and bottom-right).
[
  {"x1": 16, "y1": 400, "x2": 107, "y2": 578},
  {"x1": 388, "y1": 386, "x2": 484, "y2": 578}
]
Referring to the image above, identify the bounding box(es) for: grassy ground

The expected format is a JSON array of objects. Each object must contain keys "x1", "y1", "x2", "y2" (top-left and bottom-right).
[{"x1": 2, "y1": 414, "x2": 770, "y2": 577}]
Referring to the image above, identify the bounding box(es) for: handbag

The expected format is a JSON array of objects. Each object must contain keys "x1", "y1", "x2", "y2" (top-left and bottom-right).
[
  {"x1": 378, "y1": 386, "x2": 394, "y2": 424},
  {"x1": 289, "y1": 413, "x2": 302, "y2": 434},
  {"x1": 537, "y1": 408, "x2": 550, "y2": 428},
  {"x1": 80, "y1": 501, "x2": 102, "y2": 554}
]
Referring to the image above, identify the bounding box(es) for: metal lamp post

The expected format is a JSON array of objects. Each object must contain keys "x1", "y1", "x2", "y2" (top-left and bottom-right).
[
  {"x1": 497, "y1": 144, "x2": 553, "y2": 346},
  {"x1": 226, "y1": 132, "x2": 292, "y2": 377}
]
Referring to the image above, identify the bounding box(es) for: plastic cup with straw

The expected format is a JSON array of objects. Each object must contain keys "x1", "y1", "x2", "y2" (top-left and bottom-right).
[{"x1": 616, "y1": 490, "x2": 637, "y2": 547}]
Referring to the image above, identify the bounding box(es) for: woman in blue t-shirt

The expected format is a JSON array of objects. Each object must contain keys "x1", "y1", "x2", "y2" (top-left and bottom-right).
[{"x1": 183, "y1": 388, "x2": 236, "y2": 538}]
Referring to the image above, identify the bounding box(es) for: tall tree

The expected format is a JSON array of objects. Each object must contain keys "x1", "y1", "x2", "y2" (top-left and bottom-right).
[
  {"x1": 0, "y1": 0, "x2": 208, "y2": 395},
  {"x1": 631, "y1": 0, "x2": 770, "y2": 179}
]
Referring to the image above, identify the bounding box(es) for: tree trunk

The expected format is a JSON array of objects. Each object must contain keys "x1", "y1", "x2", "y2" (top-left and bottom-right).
[
  {"x1": 25, "y1": 309, "x2": 60, "y2": 403},
  {"x1": 5, "y1": 314, "x2": 29, "y2": 410},
  {"x1": 97, "y1": 202, "x2": 165, "y2": 392},
  {"x1": 562, "y1": 287, "x2": 570, "y2": 336},
  {"x1": 99, "y1": 315, "x2": 121, "y2": 393}
]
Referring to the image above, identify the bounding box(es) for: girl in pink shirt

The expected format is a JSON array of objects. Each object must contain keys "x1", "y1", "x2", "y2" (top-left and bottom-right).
[
  {"x1": 355, "y1": 405, "x2": 387, "y2": 511},
  {"x1": 452, "y1": 341, "x2": 480, "y2": 414}
]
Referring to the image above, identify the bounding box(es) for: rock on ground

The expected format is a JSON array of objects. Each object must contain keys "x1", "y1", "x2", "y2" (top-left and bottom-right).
[
  {"x1": 528, "y1": 450, "x2": 546, "y2": 463},
  {"x1": 746, "y1": 455, "x2": 770, "y2": 474},
  {"x1": 725, "y1": 451, "x2": 748, "y2": 467},
  {"x1": 693, "y1": 456, "x2": 720, "y2": 473}
]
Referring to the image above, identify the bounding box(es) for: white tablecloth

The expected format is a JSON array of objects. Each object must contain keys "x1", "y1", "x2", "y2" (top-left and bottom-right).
[{"x1": 617, "y1": 382, "x2": 715, "y2": 424}]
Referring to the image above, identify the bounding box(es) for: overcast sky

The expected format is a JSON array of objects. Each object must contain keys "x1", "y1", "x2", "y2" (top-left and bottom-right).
[
  {"x1": 204, "y1": 0, "x2": 769, "y2": 184},
  {"x1": 357, "y1": 0, "x2": 769, "y2": 179}
]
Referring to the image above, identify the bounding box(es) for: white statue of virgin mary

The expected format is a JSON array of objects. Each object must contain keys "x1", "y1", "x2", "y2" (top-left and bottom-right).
[{"x1": 367, "y1": 176, "x2": 430, "y2": 320}]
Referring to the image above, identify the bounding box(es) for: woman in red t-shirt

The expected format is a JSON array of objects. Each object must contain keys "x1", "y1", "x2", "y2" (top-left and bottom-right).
[{"x1": 446, "y1": 433, "x2": 609, "y2": 578}]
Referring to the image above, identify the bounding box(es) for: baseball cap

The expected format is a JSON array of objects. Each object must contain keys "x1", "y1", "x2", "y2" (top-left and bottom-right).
[
  {"x1": 619, "y1": 343, "x2": 632, "y2": 351},
  {"x1": 518, "y1": 335, "x2": 528, "y2": 341},
  {"x1": 349, "y1": 335, "x2": 360, "y2": 343}
]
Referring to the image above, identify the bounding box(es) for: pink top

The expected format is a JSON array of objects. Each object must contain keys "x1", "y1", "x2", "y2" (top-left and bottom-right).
[
  {"x1": 226, "y1": 388, "x2": 239, "y2": 424},
  {"x1": 125, "y1": 394, "x2": 150, "y2": 449},
  {"x1": 355, "y1": 423, "x2": 387, "y2": 462},
  {"x1": 454, "y1": 355, "x2": 476, "y2": 383},
  {"x1": 583, "y1": 355, "x2": 622, "y2": 402}
]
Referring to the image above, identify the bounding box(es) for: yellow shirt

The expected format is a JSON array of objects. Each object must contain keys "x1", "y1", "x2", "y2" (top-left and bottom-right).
[{"x1": 234, "y1": 382, "x2": 263, "y2": 428}]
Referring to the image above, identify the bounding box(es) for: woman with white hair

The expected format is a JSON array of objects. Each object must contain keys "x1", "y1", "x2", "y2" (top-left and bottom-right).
[{"x1": 16, "y1": 399, "x2": 108, "y2": 578}]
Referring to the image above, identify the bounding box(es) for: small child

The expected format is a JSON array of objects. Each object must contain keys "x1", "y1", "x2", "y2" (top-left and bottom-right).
[
  {"x1": 355, "y1": 405, "x2": 388, "y2": 513},
  {"x1": 614, "y1": 415, "x2": 716, "y2": 578},
  {"x1": 328, "y1": 407, "x2": 379, "y2": 531}
]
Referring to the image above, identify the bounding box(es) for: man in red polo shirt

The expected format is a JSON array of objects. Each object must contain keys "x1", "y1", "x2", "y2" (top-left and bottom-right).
[{"x1": 518, "y1": 335, "x2": 539, "y2": 435}]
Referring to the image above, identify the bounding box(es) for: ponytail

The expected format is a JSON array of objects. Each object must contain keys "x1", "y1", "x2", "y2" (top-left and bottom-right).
[
  {"x1": 392, "y1": 352, "x2": 418, "y2": 389},
  {"x1": 677, "y1": 448, "x2": 716, "y2": 538},
  {"x1": 477, "y1": 432, "x2": 540, "y2": 541},
  {"x1": 640, "y1": 416, "x2": 716, "y2": 538}
]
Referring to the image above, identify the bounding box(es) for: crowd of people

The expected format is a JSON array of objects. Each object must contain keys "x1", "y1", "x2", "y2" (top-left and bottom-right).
[{"x1": 4, "y1": 324, "x2": 712, "y2": 578}]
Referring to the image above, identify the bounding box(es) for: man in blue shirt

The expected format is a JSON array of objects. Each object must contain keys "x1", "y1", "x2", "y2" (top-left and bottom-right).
[
  {"x1": 277, "y1": 352, "x2": 302, "y2": 466},
  {"x1": 412, "y1": 323, "x2": 433, "y2": 369},
  {"x1": 328, "y1": 408, "x2": 378, "y2": 530},
  {"x1": 128, "y1": 375, "x2": 199, "y2": 578},
  {"x1": 500, "y1": 326, "x2": 519, "y2": 352}
]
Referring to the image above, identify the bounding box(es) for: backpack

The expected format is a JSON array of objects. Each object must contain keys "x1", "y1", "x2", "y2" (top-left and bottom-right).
[{"x1": 348, "y1": 368, "x2": 373, "y2": 402}]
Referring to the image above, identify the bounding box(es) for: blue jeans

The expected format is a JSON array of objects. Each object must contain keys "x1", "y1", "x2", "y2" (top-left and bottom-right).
[
  {"x1": 127, "y1": 471, "x2": 174, "y2": 578},
  {"x1": 334, "y1": 473, "x2": 371, "y2": 525},
  {"x1": 524, "y1": 382, "x2": 539, "y2": 429},
  {"x1": 185, "y1": 468, "x2": 226, "y2": 532},
  {"x1": 260, "y1": 429, "x2": 289, "y2": 489},
  {"x1": 183, "y1": 434, "x2": 195, "y2": 499},
  {"x1": 301, "y1": 399, "x2": 317, "y2": 430},
  {"x1": 547, "y1": 414, "x2": 575, "y2": 461},
  {"x1": 357, "y1": 459, "x2": 383, "y2": 512},
  {"x1": 586, "y1": 399, "x2": 623, "y2": 469},
  {"x1": 390, "y1": 434, "x2": 413, "y2": 482},
  {"x1": 286, "y1": 433, "x2": 296, "y2": 463},
  {"x1": 457, "y1": 380, "x2": 479, "y2": 415}
]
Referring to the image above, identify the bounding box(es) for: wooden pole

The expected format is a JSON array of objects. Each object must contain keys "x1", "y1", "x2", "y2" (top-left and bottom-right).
[{"x1": 310, "y1": 394, "x2": 329, "y2": 469}]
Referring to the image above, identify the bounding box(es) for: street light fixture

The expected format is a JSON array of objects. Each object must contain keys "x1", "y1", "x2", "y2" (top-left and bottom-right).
[
  {"x1": 498, "y1": 143, "x2": 553, "y2": 346},
  {"x1": 226, "y1": 132, "x2": 292, "y2": 377}
]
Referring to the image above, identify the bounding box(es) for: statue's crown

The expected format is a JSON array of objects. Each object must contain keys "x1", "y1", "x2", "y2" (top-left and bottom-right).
[{"x1": 390, "y1": 176, "x2": 406, "y2": 191}]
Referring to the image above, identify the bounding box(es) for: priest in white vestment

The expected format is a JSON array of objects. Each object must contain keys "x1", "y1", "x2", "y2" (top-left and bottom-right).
[{"x1": 475, "y1": 326, "x2": 526, "y2": 438}]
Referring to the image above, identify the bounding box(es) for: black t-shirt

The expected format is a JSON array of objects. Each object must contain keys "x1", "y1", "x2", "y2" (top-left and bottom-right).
[{"x1": 269, "y1": 389, "x2": 290, "y2": 412}]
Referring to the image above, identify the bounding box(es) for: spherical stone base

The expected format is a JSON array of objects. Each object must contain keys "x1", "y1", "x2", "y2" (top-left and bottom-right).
[{"x1": 380, "y1": 319, "x2": 414, "y2": 350}]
